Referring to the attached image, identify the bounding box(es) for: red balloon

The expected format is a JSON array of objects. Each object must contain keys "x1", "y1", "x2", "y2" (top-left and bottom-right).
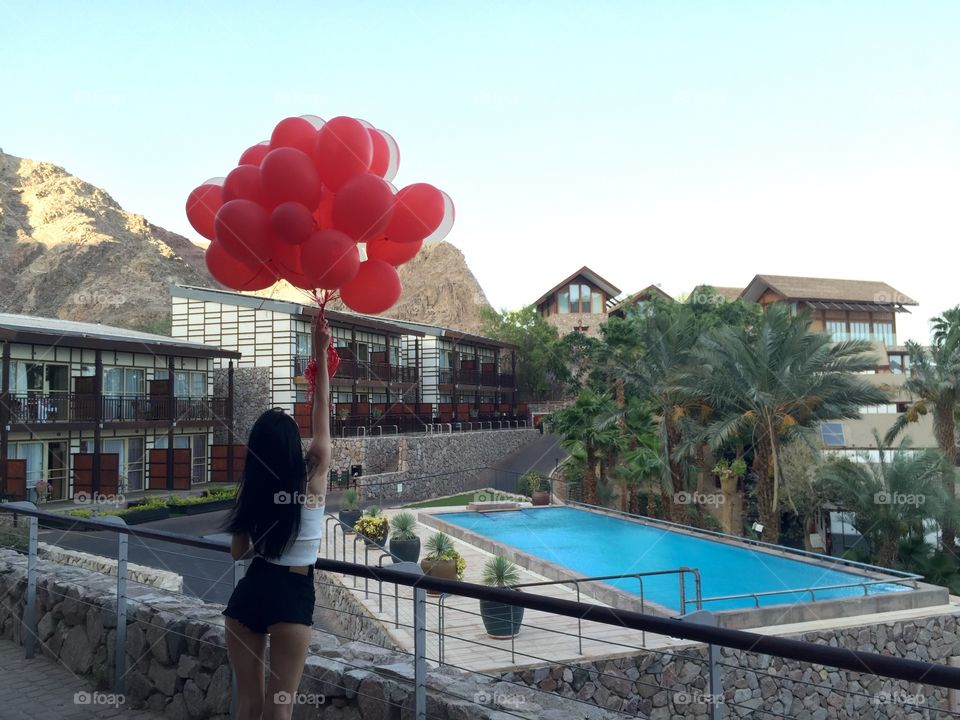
[
  {"x1": 340, "y1": 260, "x2": 402, "y2": 314},
  {"x1": 239, "y1": 143, "x2": 270, "y2": 166},
  {"x1": 366, "y1": 237, "x2": 422, "y2": 266},
  {"x1": 270, "y1": 117, "x2": 318, "y2": 156},
  {"x1": 332, "y1": 173, "x2": 395, "y2": 243},
  {"x1": 260, "y1": 147, "x2": 322, "y2": 208},
  {"x1": 185, "y1": 184, "x2": 223, "y2": 240},
  {"x1": 300, "y1": 229, "x2": 361, "y2": 290},
  {"x1": 269, "y1": 236, "x2": 315, "y2": 290},
  {"x1": 271, "y1": 202, "x2": 315, "y2": 245},
  {"x1": 313, "y1": 188, "x2": 336, "y2": 230},
  {"x1": 368, "y1": 129, "x2": 400, "y2": 181},
  {"x1": 386, "y1": 184, "x2": 445, "y2": 243},
  {"x1": 205, "y1": 240, "x2": 277, "y2": 291},
  {"x1": 423, "y1": 190, "x2": 456, "y2": 244},
  {"x1": 313, "y1": 116, "x2": 373, "y2": 191},
  {"x1": 223, "y1": 164, "x2": 269, "y2": 206},
  {"x1": 214, "y1": 199, "x2": 272, "y2": 266}
]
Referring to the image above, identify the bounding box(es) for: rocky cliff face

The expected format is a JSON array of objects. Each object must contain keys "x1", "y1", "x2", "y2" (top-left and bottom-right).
[{"x1": 0, "y1": 150, "x2": 491, "y2": 335}]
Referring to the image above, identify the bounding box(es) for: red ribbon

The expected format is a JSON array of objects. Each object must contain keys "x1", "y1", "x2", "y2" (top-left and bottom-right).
[{"x1": 306, "y1": 290, "x2": 340, "y2": 404}]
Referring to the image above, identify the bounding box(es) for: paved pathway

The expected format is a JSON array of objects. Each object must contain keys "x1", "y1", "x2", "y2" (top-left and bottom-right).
[{"x1": 0, "y1": 639, "x2": 165, "y2": 719}]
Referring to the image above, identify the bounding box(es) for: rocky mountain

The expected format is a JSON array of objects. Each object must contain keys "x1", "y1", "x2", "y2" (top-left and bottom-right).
[{"x1": 0, "y1": 149, "x2": 491, "y2": 335}]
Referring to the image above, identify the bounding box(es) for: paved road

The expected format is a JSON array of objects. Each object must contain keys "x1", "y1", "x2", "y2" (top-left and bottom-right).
[
  {"x1": 0, "y1": 639, "x2": 165, "y2": 719},
  {"x1": 34, "y1": 433, "x2": 567, "y2": 604}
]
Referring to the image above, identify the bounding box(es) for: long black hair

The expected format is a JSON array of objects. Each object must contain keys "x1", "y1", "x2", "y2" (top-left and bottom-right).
[{"x1": 223, "y1": 408, "x2": 306, "y2": 559}]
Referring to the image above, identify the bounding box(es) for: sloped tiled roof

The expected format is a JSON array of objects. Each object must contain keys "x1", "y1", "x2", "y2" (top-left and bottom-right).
[
  {"x1": 740, "y1": 275, "x2": 917, "y2": 306},
  {"x1": 532, "y1": 267, "x2": 621, "y2": 308}
]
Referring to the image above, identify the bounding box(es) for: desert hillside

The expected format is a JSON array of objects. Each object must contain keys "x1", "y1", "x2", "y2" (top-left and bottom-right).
[{"x1": 0, "y1": 149, "x2": 491, "y2": 335}]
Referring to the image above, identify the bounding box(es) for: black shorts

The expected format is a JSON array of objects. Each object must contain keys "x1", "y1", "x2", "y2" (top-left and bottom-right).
[{"x1": 223, "y1": 557, "x2": 315, "y2": 634}]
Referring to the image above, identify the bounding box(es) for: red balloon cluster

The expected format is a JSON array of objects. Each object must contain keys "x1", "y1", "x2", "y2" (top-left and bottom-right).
[{"x1": 186, "y1": 115, "x2": 454, "y2": 314}]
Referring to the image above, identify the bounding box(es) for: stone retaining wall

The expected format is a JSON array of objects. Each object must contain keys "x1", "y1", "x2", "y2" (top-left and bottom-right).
[
  {"x1": 331, "y1": 428, "x2": 536, "y2": 478},
  {"x1": 501, "y1": 614, "x2": 960, "y2": 719},
  {"x1": 0, "y1": 548, "x2": 617, "y2": 719},
  {"x1": 37, "y1": 542, "x2": 183, "y2": 592}
]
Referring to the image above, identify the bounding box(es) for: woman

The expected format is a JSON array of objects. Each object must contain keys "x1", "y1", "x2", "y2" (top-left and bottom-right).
[{"x1": 222, "y1": 317, "x2": 331, "y2": 720}]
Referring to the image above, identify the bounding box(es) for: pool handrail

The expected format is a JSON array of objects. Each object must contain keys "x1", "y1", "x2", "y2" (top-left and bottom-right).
[
  {"x1": 691, "y1": 573, "x2": 924, "y2": 611},
  {"x1": 566, "y1": 500, "x2": 918, "y2": 581}
]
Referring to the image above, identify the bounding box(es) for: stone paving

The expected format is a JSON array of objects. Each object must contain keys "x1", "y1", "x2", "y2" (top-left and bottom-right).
[{"x1": 0, "y1": 638, "x2": 166, "y2": 720}]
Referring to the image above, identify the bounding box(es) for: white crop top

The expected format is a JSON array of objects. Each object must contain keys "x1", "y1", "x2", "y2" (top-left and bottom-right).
[{"x1": 265, "y1": 503, "x2": 325, "y2": 566}]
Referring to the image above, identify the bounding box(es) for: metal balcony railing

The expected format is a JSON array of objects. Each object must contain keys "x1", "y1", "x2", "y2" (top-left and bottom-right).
[{"x1": 5, "y1": 393, "x2": 227, "y2": 425}]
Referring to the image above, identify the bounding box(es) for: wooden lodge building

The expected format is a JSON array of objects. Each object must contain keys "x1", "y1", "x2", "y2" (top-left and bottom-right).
[
  {"x1": 0, "y1": 313, "x2": 240, "y2": 503},
  {"x1": 170, "y1": 285, "x2": 524, "y2": 439}
]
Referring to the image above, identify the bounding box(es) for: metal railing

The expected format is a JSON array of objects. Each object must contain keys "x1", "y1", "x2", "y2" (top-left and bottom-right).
[
  {"x1": 6, "y1": 393, "x2": 228, "y2": 425},
  {"x1": 5, "y1": 502, "x2": 960, "y2": 720},
  {"x1": 438, "y1": 566, "x2": 702, "y2": 662}
]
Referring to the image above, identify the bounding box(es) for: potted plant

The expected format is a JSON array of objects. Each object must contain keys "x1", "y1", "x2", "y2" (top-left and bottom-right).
[
  {"x1": 531, "y1": 474, "x2": 550, "y2": 506},
  {"x1": 354, "y1": 506, "x2": 388, "y2": 547},
  {"x1": 479, "y1": 555, "x2": 524, "y2": 639},
  {"x1": 388, "y1": 511, "x2": 421, "y2": 563},
  {"x1": 420, "y1": 532, "x2": 465, "y2": 596},
  {"x1": 339, "y1": 488, "x2": 362, "y2": 531}
]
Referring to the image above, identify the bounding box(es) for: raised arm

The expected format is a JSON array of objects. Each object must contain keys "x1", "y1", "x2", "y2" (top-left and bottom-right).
[{"x1": 306, "y1": 316, "x2": 332, "y2": 499}]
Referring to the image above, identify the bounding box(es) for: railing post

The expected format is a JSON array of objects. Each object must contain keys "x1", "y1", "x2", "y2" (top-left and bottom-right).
[
  {"x1": 231, "y1": 559, "x2": 248, "y2": 716},
  {"x1": 115, "y1": 526, "x2": 128, "y2": 689},
  {"x1": 708, "y1": 642, "x2": 722, "y2": 720},
  {"x1": 413, "y1": 586, "x2": 426, "y2": 720},
  {"x1": 24, "y1": 512, "x2": 38, "y2": 659}
]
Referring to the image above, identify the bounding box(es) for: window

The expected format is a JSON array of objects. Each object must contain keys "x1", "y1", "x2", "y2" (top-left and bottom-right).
[
  {"x1": 591, "y1": 292, "x2": 603, "y2": 314},
  {"x1": 104, "y1": 367, "x2": 144, "y2": 396},
  {"x1": 849, "y1": 321, "x2": 871, "y2": 341},
  {"x1": 558, "y1": 291, "x2": 569, "y2": 314},
  {"x1": 157, "y1": 370, "x2": 207, "y2": 398},
  {"x1": 825, "y1": 320, "x2": 847, "y2": 341},
  {"x1": 873, "y1": 321, "x2": 894, "y2": 346},
  {"x1": 559, "y1": 283, "x2": 599, "y2": 314},
  {"x1": 819, "y1": 423, "x2": 846, "y2": 447},
  {"x1": 296, "y1": 332, "x2": 311, "y2": 358},
  {"x1": 858, "y1": 404, "x2": 898, "y2": 414}
]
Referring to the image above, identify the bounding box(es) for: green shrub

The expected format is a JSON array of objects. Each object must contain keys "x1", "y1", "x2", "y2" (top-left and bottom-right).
[{"x1": 389, "y1": 512, "x2": 418, "y2": 541}]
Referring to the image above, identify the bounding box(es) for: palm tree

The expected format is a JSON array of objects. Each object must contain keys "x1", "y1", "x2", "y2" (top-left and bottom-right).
[
  {"x1": 931, "y1": 305, "x2": 960, "y2": 352},
  {"x1": 819, "y1": 440, "x2": 949, "y2": 568},
  {"x1": 674, "y1": 305, "x2": 890, "y2": 543},
  {"x1": 616, "y1": 304, "x2": 702, "y2": 523},
  {"x1": 885, "y1": 338, "x2": 960, "y2": 554},
  {"x1": 546, "y1": 389, "x2": 618, "y2": 505}
]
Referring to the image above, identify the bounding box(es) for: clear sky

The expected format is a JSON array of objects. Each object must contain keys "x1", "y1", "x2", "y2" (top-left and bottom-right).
[{"x1": 2, "y1": 1, "x2": 957, "y2": 342}]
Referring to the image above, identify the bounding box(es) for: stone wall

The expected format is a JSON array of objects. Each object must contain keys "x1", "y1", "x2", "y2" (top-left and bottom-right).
[
  {"x1": 332, "y1": 428, "x2": 537, "y2": 479},
  {"x1": 501, "y1": 614, "x2": 960, "y2": 719},
  {"x1": 0, "y1": 548, "x2": 617, "y2": 719},
  {"x1": 213, "y1": 366, "x2": 272, "y2": 444},
  {"x1": 37, "y1": 542, "x2": 183, "y2": 592}
]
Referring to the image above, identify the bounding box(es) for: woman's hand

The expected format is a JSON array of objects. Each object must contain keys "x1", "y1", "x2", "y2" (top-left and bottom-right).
[{"x1": 313, "y1": 317, "x2": 332, "y2": 354}]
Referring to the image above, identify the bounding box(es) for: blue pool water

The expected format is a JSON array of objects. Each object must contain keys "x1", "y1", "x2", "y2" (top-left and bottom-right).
[{"x1": 435, "y1": 507, "x2": 908, "y2": 612}]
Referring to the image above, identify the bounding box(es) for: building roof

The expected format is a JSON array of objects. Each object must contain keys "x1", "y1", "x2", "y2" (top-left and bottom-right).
[
  {"x1": 532, "y1": 266, "x2": 621, "y2": 308},
  {"x1": 739, "y1": 275, "x2": 918, "y2": 308},
  {"x1": 173, "y1": 285, "x2": 513, "y2": 349},
  {"x1": 608, "y1": 285, "x2": 673, "y2": 315},
  {"x1": 0, "y1": 312, "x2": 240, "y2": 359},
  {"x1": 706, "y1": 286, "x2": 743, "y2": 301}
]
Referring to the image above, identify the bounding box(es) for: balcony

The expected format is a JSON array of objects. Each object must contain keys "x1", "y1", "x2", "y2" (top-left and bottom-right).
[
  {"x1": 437, "y1": 369, "x2": 515, "y2": 387},
  {"x1": 294, "y1": 355, "x2": 419, "y2": 384},
  {"x1": 6, "y1": 393, "x2": 228, "y2": 425}
]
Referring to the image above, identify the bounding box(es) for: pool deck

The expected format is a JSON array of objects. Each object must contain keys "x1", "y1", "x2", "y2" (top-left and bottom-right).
[{"x1": 322, "y1": 504, "x2": 960, "y2": 673}]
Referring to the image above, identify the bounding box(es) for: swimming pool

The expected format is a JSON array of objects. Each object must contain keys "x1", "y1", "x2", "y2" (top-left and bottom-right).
[{"x1": 434, "y1": 506, "x2": 911, "y2": 613}]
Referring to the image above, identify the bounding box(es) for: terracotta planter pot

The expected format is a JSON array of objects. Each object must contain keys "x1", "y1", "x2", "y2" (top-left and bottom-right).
[{"x1": 420, "y1": 557, "x2": 457, "y2": 596}]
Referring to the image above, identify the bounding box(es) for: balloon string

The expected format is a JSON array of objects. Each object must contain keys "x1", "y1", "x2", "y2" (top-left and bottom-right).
[{"x1": 305, "y1": 290, "x2": 341, "y2": 407}]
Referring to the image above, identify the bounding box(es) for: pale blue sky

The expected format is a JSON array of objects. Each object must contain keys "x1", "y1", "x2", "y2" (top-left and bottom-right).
[{"x1": 2, "y1": 1, "x2": 958, "y2": 341}]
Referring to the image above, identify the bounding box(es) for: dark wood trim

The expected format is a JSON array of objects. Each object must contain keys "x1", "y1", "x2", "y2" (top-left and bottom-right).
[
  {"x1": 93, "y1": 350, "x2": 102, "y2": 494},
  {"x1": 0, "y1": 328, "x2": 240, "y2": 359},
  {"x1": 227, "y1": 360, "x2": 235, "y2": 485},
  {"x1": 0, "y1": 341, "x2": 9, "y2": 495},
  {"x1": 167, "y1": 357, "x2": 175, "y2": 491}
]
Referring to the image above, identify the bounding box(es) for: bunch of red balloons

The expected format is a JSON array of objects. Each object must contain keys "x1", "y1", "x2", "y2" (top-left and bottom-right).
[{"x1": 185, "y1": 115, "x2": 453, "y2": 314}]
